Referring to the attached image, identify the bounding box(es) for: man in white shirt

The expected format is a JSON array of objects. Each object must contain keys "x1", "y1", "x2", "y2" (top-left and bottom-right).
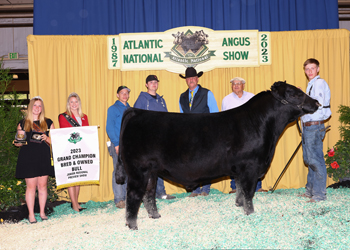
[
  {"x1": 221, "y1": 77, "x2": 254, "y2": 111},
  {"x1": 221, "y1": 77, "x2": 267, "y2": 194}
]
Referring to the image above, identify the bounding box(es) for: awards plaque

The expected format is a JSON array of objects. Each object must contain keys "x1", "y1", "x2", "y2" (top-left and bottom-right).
[
  {"x1": 13, "y1": 130, "x2": 27, "y2": 145},
  {"x1": 30, "y1": 131, "x2": 43, "y2": 143}
]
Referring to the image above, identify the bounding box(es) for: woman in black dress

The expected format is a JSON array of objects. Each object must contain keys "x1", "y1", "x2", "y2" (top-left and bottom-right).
[{"x1": 14, "y1": 96, "x2": 55, "y2": 223}]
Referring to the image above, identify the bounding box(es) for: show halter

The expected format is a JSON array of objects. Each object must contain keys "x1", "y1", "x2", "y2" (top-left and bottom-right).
[{"x1": 270, "y1": 91, "x2": 310, "y2": 110}]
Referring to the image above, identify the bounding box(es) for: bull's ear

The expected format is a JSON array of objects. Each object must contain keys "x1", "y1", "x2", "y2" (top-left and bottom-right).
[
  {"x1": 271, "y1": 81, "x2": 280, "y2": 92},
  {"x1": 271, "y1": 81, "x2": 287, "y2": 98}
]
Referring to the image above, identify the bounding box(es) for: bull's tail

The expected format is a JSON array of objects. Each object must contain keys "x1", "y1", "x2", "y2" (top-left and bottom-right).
[
  {"x1": 115, "y1": 153, "x2": 126, "y2": 184},
  {"x1": 115, "y1": 108, "x2": 137, "y2": 184}
]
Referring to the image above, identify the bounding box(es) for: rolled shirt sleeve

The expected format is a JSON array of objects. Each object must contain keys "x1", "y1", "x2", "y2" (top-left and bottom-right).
[{"x1": 207, "y1": 91, "x2": 219, "y2": 113}]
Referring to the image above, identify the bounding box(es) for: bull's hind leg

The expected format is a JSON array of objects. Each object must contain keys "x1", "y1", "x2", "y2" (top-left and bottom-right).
[
  {"x1": 125, "y1": 177, "x2": 146, "y2": 230},
  {"x1": 143, "y1": 174, "x2": 161, "y2": 219},
  {"x1": 235, "y1": 181, "x2": 244, "y2": 207}
]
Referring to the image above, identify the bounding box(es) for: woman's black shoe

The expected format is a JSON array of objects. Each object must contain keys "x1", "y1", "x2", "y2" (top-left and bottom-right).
[{"x1": 29, "y1": 217, "x2": 37, "y2": 224}]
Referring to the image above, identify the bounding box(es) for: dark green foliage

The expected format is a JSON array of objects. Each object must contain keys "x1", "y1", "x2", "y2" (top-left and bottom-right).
[
  {"x1": 0, "y1": 58, "x2": 58, "y2": 211},
  {"x1": 338, "y1": 105, "x2": 350, "y2": 140},
  {"x1": 0, "y1": 57, "x2": 23, "y2": 180},
  {"x1": 0, "y1": 177, "x2": 58, "y2": 211},
  {"x1": 0, "y1": 180, "x2": 26, "y2": 211},
  {"x1": 325, "y1": 105, "x2": 350, "y2": 181}
]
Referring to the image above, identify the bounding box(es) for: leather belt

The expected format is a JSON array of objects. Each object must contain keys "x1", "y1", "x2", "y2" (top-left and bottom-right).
[{"x1": 303, "y1": 120, "x2": 325, "y2": 127}]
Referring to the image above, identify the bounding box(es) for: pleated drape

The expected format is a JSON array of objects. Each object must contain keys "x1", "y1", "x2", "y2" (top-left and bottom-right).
[
  {"x1": 33, "y1": 0, "x2": 339, "y2": 35},
  {"x1": 27, "y1": 29, "x2": 350, "y2": 202}
]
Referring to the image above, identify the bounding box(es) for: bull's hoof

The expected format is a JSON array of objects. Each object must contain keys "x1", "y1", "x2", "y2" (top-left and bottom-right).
[
  {"x1": 244, "y1": 209, "x2": 254, "y2": 215},
  {"x1": 235, "y1": 202, "x2": 243, "y2": 207},
  {"x1": 126, "y1": 222, "x2": 138, "y2": 230},
  {"x1": 126, "y1": 219, "x2": 138, "y2": 230},
  {"x1": 149, "y1": 213, "x2": 161, "y2": 219}
]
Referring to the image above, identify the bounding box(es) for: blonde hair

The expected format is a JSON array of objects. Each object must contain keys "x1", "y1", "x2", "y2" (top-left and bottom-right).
[
  {"x1": 23, "y1": 97, "x2": 48, "y2": 132},
  {"x1": 65, "y1": 92, "x2": 83, "y2": 117}
]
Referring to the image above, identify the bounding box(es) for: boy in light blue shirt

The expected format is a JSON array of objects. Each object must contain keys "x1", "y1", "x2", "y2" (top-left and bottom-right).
[{"x1": 299, "y1": 58, "x2": 331, "y2": 202}]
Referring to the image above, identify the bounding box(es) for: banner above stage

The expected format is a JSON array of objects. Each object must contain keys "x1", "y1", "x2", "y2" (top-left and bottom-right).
[{"x1": 107, "y1": 26, "x2": 271, "y2": 73}]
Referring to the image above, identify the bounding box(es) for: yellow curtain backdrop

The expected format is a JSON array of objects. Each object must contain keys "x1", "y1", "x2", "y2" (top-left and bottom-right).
[{"x1": 27, "y1": 29, "x2": 350, "y2": 202}]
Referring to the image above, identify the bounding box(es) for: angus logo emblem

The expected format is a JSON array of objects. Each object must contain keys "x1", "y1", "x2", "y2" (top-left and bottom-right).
[
  {"x1": 165, "y1": 29, "x2": 216, "y2": 68},
  {"x1": 68, "y1": 132, "x2": 82, "y2": 144}
]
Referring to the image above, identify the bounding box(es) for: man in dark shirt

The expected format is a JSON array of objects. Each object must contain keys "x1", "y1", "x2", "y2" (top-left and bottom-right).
[{"x1": 179, "y1": 67, "x2": 219, "y2": 197}]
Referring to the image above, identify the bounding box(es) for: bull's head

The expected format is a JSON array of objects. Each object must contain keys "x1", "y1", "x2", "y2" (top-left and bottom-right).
[
  {"x1": 172, "y1": 31, "x2": 184, "y2": 44},
  {"x1": 194, "y1": 30, "x2": 209, "y2": 44},
  {"x1": 70, "y1": 132, "x2": 80, "y2": 139},
  {"x1": 271, "y1": 81, "x2": 320, "y2": 114}
]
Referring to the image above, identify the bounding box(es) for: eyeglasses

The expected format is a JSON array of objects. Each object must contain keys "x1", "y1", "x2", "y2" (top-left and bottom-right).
[{"x1": 232, "y1": 82, "x2": 244, "y2": 85}]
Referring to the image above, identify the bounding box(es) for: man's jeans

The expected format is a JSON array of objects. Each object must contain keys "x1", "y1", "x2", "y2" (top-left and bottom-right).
[
  {"x1": 230, "y1": 179, "x2": 262, "y2": 191},
  {"x1": 156, "y1": 177, "x2": 167, "y2": 198},
  {"x1": 193, "y1": 184, "x2": 210, "y2": 194},
  {"x1": 110, "y1": 144, "x2": 127, "y2": 204},
  {"x1": 302, "y1": 123, "x2": 327, "y2": 201}
]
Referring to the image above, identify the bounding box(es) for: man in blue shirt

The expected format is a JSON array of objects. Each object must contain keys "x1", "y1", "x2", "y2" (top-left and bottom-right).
[
  {"x1": 106, "y1": 86, "x2": 131, "y2": 208},
  {"x1": 179, "y1": 67, "x2": 219, "y2": 197},
  {"x1": 299, "y1": 58, "x2": 331, "y2": 203}
]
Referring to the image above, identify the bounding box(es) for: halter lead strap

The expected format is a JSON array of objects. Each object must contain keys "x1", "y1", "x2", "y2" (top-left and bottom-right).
[{"x1": 271, "y1": 91, "x2": 306, "y2": 110}]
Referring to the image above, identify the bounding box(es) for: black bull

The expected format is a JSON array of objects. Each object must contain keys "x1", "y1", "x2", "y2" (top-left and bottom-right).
[{"x1": 116, "y1": 81, "x2": 320, "y2": 230}]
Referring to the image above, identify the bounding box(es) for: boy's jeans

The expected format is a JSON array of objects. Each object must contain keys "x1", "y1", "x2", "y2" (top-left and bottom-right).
[{"x1": 302, "y1": 123, "x2": 327, "y2": 201}]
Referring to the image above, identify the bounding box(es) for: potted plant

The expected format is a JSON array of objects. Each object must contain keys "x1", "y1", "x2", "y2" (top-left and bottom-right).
[{"x1": 325, "y1": 105, "x2": 350, "y2": 182}]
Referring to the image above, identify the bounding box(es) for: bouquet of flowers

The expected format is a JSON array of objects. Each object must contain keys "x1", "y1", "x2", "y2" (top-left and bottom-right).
[{"x1": 325, "y1": 105, "x2": 350, "y2": 182}]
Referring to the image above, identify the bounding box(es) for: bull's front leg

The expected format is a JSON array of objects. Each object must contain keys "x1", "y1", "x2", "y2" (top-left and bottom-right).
[
  {"x1": 143, "y1": 174, "x2": 161, "y2": 219},
  {"x1": 241, "y1": 181, "x2": 256, "y2": 215},
  {"x1": 242, "y1": 196, "x2": 254, "y2": 215},
  {"x1": 235, "y1": 177, "x2": 256, "y2": 215}
]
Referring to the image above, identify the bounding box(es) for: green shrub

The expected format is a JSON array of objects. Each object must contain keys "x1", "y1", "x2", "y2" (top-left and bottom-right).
[
  {"x1": 0, "y1": 177, "x2": 58, "y2": 211},
  {"x1": 0, "y1": 57, "x2": 23, "y2": 180},
  {"x1": 0, "y1": 180, "x2": 26, "y2": 210},
  {"x1": 0, "y1": 58, "x2": 58, "y2": 211},
  {"x1": 325, "y1": 105, "x2": 350, "y2": 181}
]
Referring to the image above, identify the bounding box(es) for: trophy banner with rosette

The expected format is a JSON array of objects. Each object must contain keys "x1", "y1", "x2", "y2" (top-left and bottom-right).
[{"x1": 50, "y1": 126, "x2": 100, "y2": 189}]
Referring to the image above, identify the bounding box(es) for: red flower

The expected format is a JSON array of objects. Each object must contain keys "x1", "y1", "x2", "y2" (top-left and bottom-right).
[
  {"x1": 328, "y1": 148, "x2": 335, "y2": 157},
  {"x1": 331, "y1": 161, "x2": 339, "y2": 169}
]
